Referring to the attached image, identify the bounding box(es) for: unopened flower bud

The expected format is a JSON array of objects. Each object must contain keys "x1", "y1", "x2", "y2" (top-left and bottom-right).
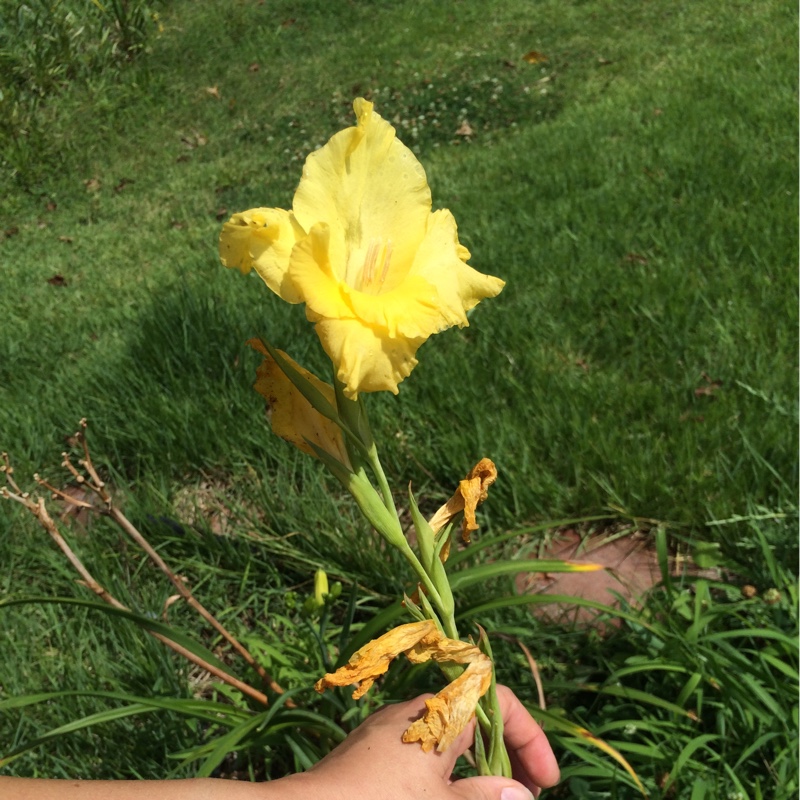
[{"x1": 314, "y1": 569, "x2": 329, "y2": 606}]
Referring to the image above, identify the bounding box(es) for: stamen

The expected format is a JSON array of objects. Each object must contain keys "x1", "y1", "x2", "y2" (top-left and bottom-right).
[
  {"x1": 362, "y1": 239, "x2": 380, "y2": 286},
  {"x1": 380, "y1": 240, "x2": 393, "y2": 285}
]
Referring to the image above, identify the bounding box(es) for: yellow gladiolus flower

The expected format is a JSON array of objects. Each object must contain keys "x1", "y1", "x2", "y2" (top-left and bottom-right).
[
  {"x1": 248, "y1": 339, "x2": 351, "y2": 468},
  {"x1": 315, "y1": 620, "x2": 492, "y2": 752},
  {"x1": 221, "y1": 99, "x2": 505, "y2": 398}
]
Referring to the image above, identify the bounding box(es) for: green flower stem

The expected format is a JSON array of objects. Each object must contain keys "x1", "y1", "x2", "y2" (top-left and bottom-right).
[
  {"x1": 333, "y1": 380, "x2": 398, "y2": 520},
  {"x1": 336, "y1": 390, "x2": 448, "y2": 615},
  {"x1": 395, "y1": 538, "x2": 448, "y2": 613},
  {"x1": 440, "y1": 614, "x2": 460, "y2": 642},
  {"x1": 366, "y1": 442, "x2": 400, "y2": 519},
  {"x1": 333, "y1": 387, "x2": 510, "y2": 778}
]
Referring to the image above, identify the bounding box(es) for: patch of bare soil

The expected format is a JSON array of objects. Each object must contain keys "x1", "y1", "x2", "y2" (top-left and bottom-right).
[
  {"x1": 172, "y1": 476, "x2": 263, "y2": 537},
  {"x1": 516, "y1": 528, "x2": 718, "y2": 626}
]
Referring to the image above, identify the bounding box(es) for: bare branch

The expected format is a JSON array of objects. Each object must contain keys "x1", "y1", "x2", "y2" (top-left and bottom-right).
[
  {"x1": 35, "y1": 474, "x2": 94, "y2": 509},
  {"x1": 65, "y1": 421, "x2": 287, "y2": 698},
  {"x1": 2, "y1": 453, "x2": 272, "y2": 708}
]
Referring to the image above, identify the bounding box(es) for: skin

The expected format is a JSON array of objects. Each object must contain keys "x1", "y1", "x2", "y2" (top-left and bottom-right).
[{"x1": 0, "y1": 686, "x2": 560, "y2": 800}]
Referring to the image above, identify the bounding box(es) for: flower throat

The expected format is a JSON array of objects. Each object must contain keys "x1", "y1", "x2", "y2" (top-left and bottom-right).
[{"x1": 354, "y1": 237, "x2": 393, "y2": 294}]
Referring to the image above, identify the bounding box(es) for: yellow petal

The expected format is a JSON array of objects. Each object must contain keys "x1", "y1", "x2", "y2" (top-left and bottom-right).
[
  {"x1": 344, "y1": 274, "x2": 443, "y2": 339},
  {"x1": 248, "y1": 339, "x2": 350, "y2": 466},
  {"x1": 289, "y1": 223, "x2": 444, "y2": 340},
  {"x1": 287, "y1": 223, "x2": 357, "y2": 322},
  {"x1": 315, "y1": 620, "x2": 492, "y2": 752},
  {"x1": 428, "y1": 458, "x2": 498, "y2": 546},
  {"x1": 411, "y1": 210, "x2": 505, "y2": 326},
  {"x1": 312, "y1": 315, "x2": 426, "y2": 398},
  {"x1": 292, "y1": 99, "x2": 431, "y2": 292},
  {"x1": 219, "y1": 208, "x2": 305, "y2": 303}
]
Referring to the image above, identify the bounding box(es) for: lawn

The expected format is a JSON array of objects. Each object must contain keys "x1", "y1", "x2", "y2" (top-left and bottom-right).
[{"x1": 1, "y1": 1, "x2": 797, "y2": 798}]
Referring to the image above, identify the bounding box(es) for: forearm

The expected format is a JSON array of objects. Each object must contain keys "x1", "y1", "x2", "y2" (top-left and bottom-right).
[{"x1": 0, "y1": 774, "x2": 315, "y2": 800}]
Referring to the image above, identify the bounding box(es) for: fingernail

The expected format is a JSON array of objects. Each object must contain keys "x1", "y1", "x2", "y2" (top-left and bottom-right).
[{"x1": 501, "y1": 787, "x2": 534, "y2": 800}]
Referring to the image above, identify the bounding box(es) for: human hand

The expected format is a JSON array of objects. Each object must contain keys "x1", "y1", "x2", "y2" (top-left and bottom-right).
[
  {"x1": 285, "y1": 685, "x2": 560, "y2": 800},
  {"x1": 0, "y1": 687, "x2": 558, "y2": 800}
]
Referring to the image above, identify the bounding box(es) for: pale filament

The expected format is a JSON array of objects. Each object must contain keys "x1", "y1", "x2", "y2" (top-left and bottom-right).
[
  {"x1": 380, "y1": 240, "x2": 393, "y2": 284},
  {"x1": 361, "y1": 238, "x2": 380, "y2": 286},
  {"x1": 360, "y1": 238, "x2": 393, "y2": 291}
]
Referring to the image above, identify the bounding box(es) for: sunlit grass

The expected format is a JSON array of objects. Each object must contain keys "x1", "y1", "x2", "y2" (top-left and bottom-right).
[
  {"x1": 1, "y1": 0, "x2": 794, "y2": 528},
  {"x1": 0, "y1": 0, "x2": 796, "y2": 796}
]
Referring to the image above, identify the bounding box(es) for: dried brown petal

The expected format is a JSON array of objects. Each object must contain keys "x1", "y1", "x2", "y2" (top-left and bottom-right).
[
  {"x1": 314, "y1": 620, "x2": 437, "y2": 699},
  {"x1": 248, "y1": 339, "x2": 350, "y2": 468},
  {"x1": 428, "y1": 458, "x2": 497, "y2": 546},
  {"x1": 402, "y1": 657, "x2": 491, "y2": 752},
  {"x1": 315, "y1": 620, "x2": 492, "y2": 751}
]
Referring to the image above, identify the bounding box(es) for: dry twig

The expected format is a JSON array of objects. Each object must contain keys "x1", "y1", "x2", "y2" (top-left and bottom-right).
[
  {"x1": 1, "y1": 431, "x2": 282, "y2": 708},
  {"x1": 52, "y1": 420, "x2": 286, "y2": 697},
  {"x1": 493, "y1": 632, "x2": 547, "y2": 714}
]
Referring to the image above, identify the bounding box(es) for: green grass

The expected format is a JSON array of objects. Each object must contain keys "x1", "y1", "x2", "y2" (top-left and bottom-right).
[
  {"x1": 1, "y1": 0, "x2": 795, "y2": 529},
  {"x1": 0, "y1": 0, "x2": 797, "y2": 797}
]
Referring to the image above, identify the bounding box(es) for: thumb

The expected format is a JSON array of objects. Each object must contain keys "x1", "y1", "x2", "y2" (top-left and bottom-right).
[{"x1": 450, "y1": 776, "x2": 538, "y2": 800}]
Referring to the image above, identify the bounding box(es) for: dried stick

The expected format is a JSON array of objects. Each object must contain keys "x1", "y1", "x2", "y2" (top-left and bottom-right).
[
  {"x1": 493, "y1": 632, "x2": 547, "y2": 715},
  {"x1": 515, "y1": 638, "x2": 547, "y2": 712},
  {"x1": 53, "y1": 420, "x2": 287, "y2": 699},
  {"x1": 1, "y1": 459, "x2": 269, "y2": 707}
]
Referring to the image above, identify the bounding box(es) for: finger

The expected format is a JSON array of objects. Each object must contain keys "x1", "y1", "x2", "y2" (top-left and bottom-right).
[
  {"x1": 494, "y1": 686, "x2": 560, "y2": 790},
  {"x1": 449, "y1": 776, "x2": 536, "y2": 800}
]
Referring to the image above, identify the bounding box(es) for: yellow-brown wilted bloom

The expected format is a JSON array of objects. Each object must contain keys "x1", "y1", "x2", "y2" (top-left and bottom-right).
[
  {"x1": 428, "y1": 458, "x2": 498, "y2": 548},
  {"x1": 248, "y1": 339, "x2": 350, "y2": 468},
  {"x1": 315, "y1": 620, "x2": 491, "y2": 752}
]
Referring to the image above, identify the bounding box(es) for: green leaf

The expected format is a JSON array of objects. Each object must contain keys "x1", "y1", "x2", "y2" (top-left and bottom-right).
[
  {"x1": 450, "y1": 559, "x2": 603, "y2": 592},
  {"x1": 661, "y1": 734, "x2": 721, "y2": 792},
  {"x1": 258, "y1": 338, "x2": 342, "y2": 427},
  {"x1": 732, "y1": 673, "x2": 782, "y2": 718},
  {"x1": 0, "y1": 703, "x2": 156, "y2": 768},
  {"x1": 690, "y1": 776, "x2": 711, "y2": 800},
  {"x1": 704, "y1": 628, "x2": 798, "y2": 648},
  {"x1": 407, "y1": 483, "x2": 436, "y2": 572},
  {"x1": 691, "y1": 540, "x2": 724, "y2": 569},
  {"x1": 733, "y1": 731, "x2": 782, "y2": 770},
  {"x1": 676, "y1": 672, "x2": 704, "y2": 707},
  {"x1": 446, "y1": 516, "x2": 614, "y2": 567},
  {"x1": 760, "y1": 652, "x2": 800, "y2": 682},
  {"x1": 0, "y1": 690, "x2": 249, "y2": 723},
  {"x1": 285, "y1": 733, "x2": 319, "y2": 771},
  {"x1": 457, "y1": 592, "x2": 657, "y2": 632},
  {"x1": 611, "y1": 663, "x2": 691, "y2": 681},
  {"x1": 527, "y1": 707, "x2": 648, "y2": 796},
  {"x1": 309, "y1": 446, "x2": 406, "y2": 549},
  {"x1": 579, "y1": 683, "x2": 701, "y2": 719},
  {"x1": 196, "y1": 713, "x2": 270, "y2": 777},
  {"x1": 655, "y1": 525, "x2": 671, "y2": 591}
]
